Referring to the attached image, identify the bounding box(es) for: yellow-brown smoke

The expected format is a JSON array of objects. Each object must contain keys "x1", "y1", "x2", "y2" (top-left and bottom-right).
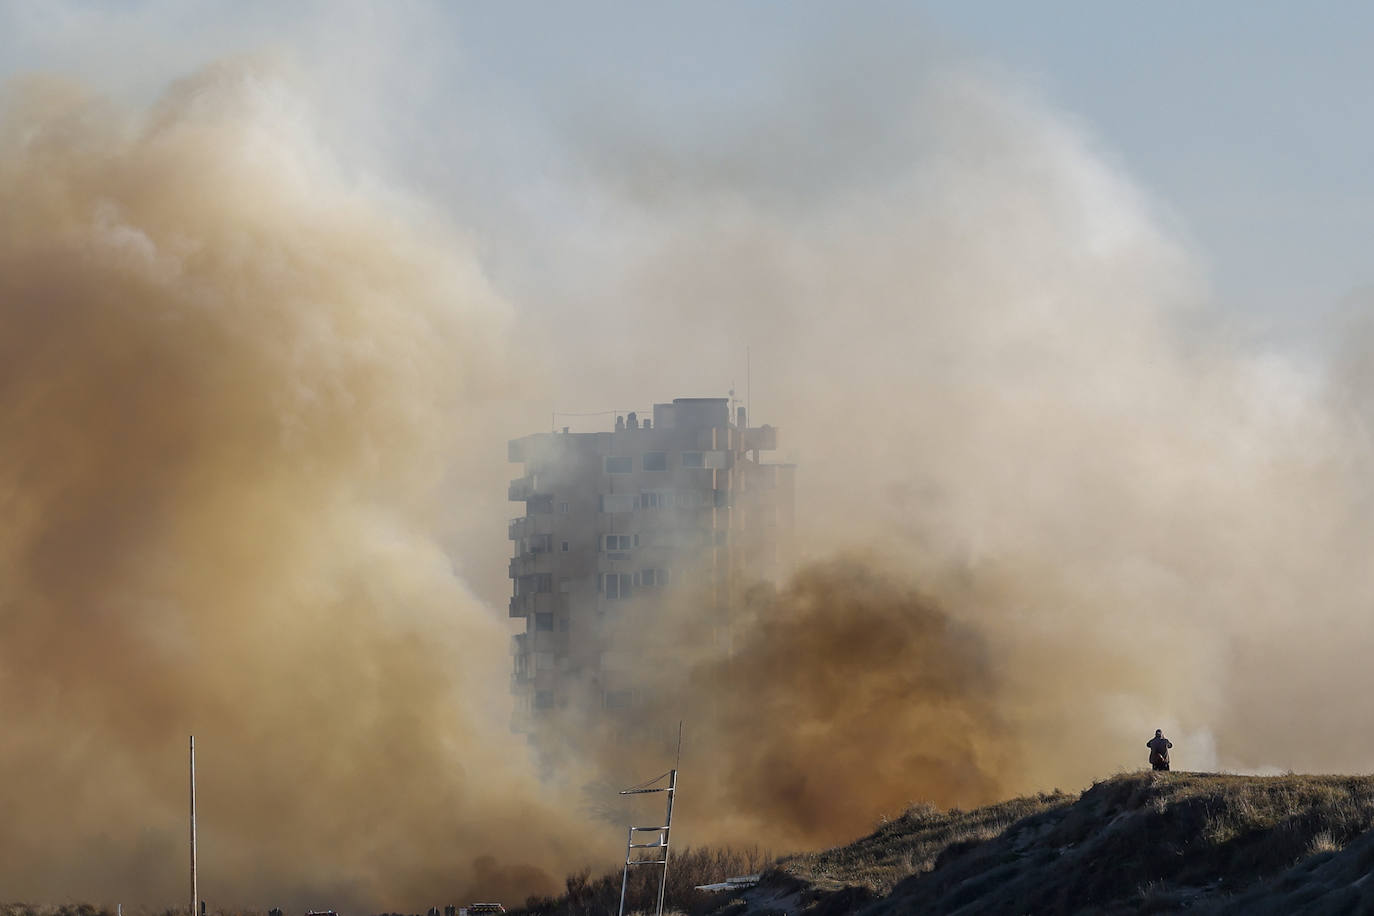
[
  {"x1": 678, "y1": 559, "x2": 1010, "y2": 845},
  {"x1": 9, "y1": 19, "x2": 1374, "y2": 912},
  {"x1": 536, "y1": 59, "x2": 1374, "y2": 842},
  {"x1": 0, "y1": 66, "x2": 591, "y2": 909}
]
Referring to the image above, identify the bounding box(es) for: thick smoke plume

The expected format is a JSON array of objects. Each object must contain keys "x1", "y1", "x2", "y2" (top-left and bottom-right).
[
  {"x1": 536, "y1": 51, "x2": 1374, "y2": 840},
  {"x1": 571, "y1": 557, "x2": 1011, "y2": 853},
  {"x1": 8, "y1": 8, "x2": 1374, "y2": 910},
  {"x1": 0, "y1": 66, "x2": 588, "y2": 908},
  {"x1": 681, "y1": 559, "x2": 1009, "y2": 845}
]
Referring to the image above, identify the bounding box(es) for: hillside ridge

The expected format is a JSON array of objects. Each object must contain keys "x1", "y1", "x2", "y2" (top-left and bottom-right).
[{"x1": 711, "y1": 772, "x2": 1374, "y2": 915}]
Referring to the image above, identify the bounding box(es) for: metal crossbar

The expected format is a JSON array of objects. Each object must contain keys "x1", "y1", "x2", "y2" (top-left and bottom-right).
[{"x1": 617, "y1": 769, "x2": 677, "y2": 916}]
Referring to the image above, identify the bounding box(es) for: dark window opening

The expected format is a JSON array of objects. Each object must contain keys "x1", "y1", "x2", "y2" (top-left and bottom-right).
[{"x1": 642, "y1": 452, "x2": 667, "y2": 471}]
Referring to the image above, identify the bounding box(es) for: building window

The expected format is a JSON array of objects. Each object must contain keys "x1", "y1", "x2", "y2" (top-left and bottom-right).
[
  {"x1": 603, "y1": 534, "x2": 635, "y2": 551},
  {"x1": 526, "y1": 534, "x2": 552, "y2": 554},
  {"x1": 636, "y1": 568, "x2": 670, "y2": 588},
  {"x1": 517, "y1": 573, "x2": 552, "y2": 595},
  {"x1": 639, "y1": 489, "x2": 673, "y2": 509},
  {"x1": 601, "y1": 573, "x2": 633, "y2": 600},
  {"x1": 534, "y1": 611, "x2": 554, "y2": 631},
  {"x1": 605, "y1": 456, "x2": 632, "y2": 474},
  {"x1": 558, "y1": 501, "x2": 569, "y2": 514},
  {"x1": 561, "y1": 540, "x2": 569, "y2": 552},
  {"x1": 681, "y1": 451, "x2": 704, "y2": 468},
  {"x1": 642, "y1": 451, "x2": 667, "y2": 471},
  {"x1": 534, "y1": 690, "x2": 554, "y2": 709}
]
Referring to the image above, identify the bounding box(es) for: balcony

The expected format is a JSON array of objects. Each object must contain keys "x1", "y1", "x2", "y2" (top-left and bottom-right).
[
  {"x1": 509, "y1": 592, "x2": 564, "y2": 618},
  {"x1": 508, "y1": 474, "x2": 538, "y2": 501},
  {"x1": 509, "y1": 514, "x2": 556, "y2": 541},
  {"x1": 509, "y1": 545, "x2": 557, "y2": 579}
]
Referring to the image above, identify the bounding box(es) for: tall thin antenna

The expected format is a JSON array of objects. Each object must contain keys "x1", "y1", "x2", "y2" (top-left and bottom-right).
[
  {"x1": 189, "y1": 736, "x2": 198, "y2": 916},
  {"x1": 675, "y1": 721, "x2": 683, "y2": 771}
]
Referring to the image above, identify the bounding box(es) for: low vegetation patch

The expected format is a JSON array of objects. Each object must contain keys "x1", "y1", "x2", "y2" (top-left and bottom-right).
[{"x1": 514, "y1": 845, "x2": 772, "y2": 916}]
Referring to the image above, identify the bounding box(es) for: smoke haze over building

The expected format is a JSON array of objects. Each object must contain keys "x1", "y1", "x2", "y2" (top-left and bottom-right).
[{"x1": 4, "y1": 2, "x2": 1374, "y2": 910}]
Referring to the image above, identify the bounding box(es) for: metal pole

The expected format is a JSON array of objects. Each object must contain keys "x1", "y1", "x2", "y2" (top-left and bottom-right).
[
  {"x1": 655, "y1": 769, "x2": 676, "y2": 916},
  {"x1": 617, "y1": 826, "x2": 633, "y2": 916},
  {"x1": 190, "y1": 735, "x2": 198, "y2": 916}
]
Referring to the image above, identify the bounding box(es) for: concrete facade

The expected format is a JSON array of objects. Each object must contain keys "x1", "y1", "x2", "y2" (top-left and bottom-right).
[{"x1": 506, "y1": 397, "x2": 794, "y2": 736}]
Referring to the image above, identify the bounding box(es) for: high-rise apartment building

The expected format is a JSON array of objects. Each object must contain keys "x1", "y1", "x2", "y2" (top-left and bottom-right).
[{"x1": 506, "y1": 397, "x2": 794, "y2": 737}]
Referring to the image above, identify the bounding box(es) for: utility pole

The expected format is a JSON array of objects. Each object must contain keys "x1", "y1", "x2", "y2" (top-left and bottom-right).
[{"x1": 190, "y1": 735, "x2": 198, "y2": 916}]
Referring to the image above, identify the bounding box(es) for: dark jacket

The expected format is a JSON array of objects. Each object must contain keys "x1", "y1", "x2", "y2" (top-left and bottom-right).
[{"x1": 1147, "y1": 736, "x2": 1172, "y2": 763}]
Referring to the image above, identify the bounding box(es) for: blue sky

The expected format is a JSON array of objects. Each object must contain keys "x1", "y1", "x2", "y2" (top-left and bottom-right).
[
  {"x1": 445, "y1": 1, "x2": 1374, "y2": 329},
  {"x1": 3, "y1": 1, "x2": 1372, "y2": 338}
]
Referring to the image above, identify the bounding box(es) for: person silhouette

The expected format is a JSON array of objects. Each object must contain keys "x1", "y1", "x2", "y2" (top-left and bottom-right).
[{"x1": 1147, "y1": 729, "x2": 1173, "y2": 771}]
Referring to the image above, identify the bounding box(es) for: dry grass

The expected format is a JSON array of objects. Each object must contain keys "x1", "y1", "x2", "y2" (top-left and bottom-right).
[
  {"x1": 687, "y1": 772, "x2": 1374, "y2": 915},
  {"x1": 774, "y1": 791, "x2": 1071, "y2": 895}
]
